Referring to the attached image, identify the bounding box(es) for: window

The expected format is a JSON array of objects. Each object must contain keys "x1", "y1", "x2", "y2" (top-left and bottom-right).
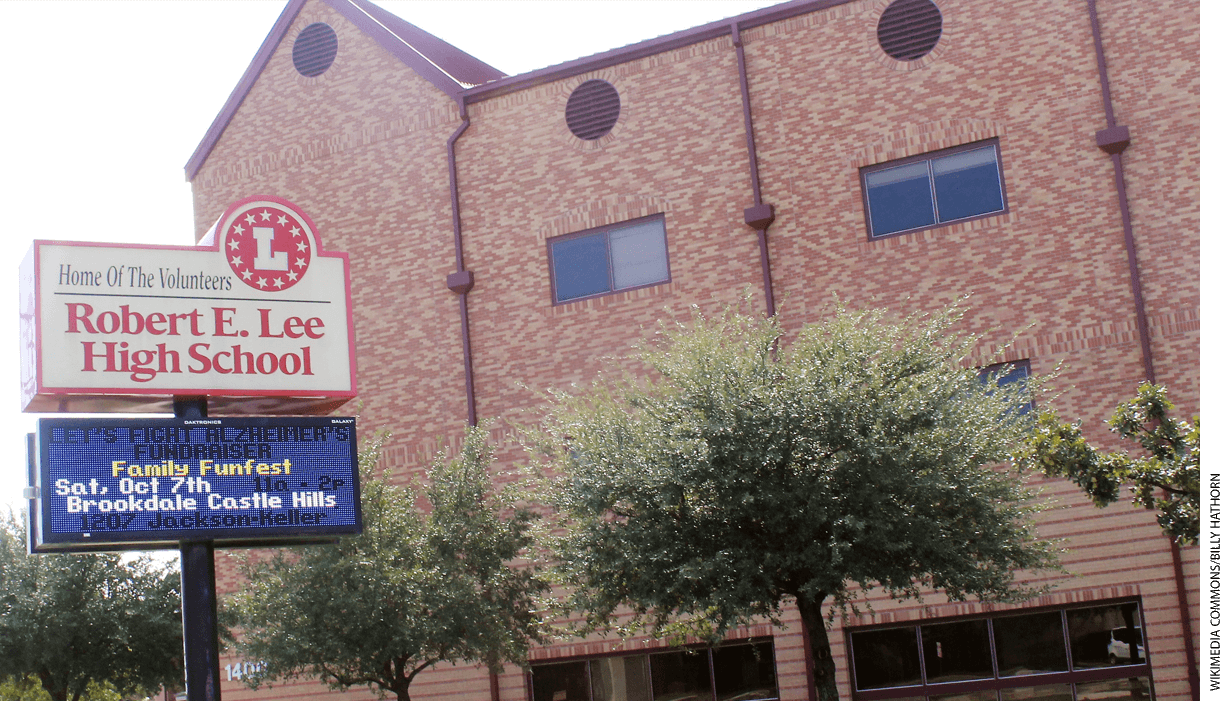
[
  {"x1": 847, "y1": 600, "x2": 1153, "y2": 701},
  {"x1": 530, "y1": 640, "x2": 778, "y2": 701},
  {"x1": 862, "y1": 140, "x2": 1006, "y2": 238},
  {"x1": 549, "y1": 215, "x2": 670, "y2": 304},
  {"x1": 979, "y1": 360, "x2": 1033, "y2": 415}
]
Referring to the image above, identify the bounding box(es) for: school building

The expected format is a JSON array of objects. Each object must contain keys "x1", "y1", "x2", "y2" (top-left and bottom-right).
[{"x1": 184, "y1": 0, "x2": 1200, "y2": 699}]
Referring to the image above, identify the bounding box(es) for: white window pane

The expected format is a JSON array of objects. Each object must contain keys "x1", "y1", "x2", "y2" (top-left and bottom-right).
[
  {"x1": 865, "y1": 161, "x2": 930, "y2": 188},
  {"x1": 931, "y1": 145, "x2": 997, "y2": 176},
  {"x1": 609, "y1": 219, "x2": 669, "y2": 290}
]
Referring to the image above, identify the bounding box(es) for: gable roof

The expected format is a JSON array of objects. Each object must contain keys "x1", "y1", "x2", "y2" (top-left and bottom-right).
[{"x1": 185, "y1": 0, "x2": 504, "y2": 180}]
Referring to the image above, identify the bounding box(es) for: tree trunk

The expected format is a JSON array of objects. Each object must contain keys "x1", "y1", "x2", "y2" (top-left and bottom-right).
[
  {"x1": 37, "y1": 669, "x2": 68, "y2": 701},
  {"x1": 797, "y1": 596, "x2": 840, "y2": 701}
]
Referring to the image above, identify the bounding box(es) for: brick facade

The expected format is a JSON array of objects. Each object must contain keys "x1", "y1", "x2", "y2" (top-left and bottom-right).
[{"x1": 188, "y1": 0, "x2": 1199, "y2": 698}]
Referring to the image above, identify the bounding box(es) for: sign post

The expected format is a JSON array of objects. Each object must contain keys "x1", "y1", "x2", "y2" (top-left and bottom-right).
[
  {"x1": 176, "y1": 398, "x2": 220, "y2": 701},
  {"x1": 21, "y1": 196, "x2": 359, "y2": 701}
]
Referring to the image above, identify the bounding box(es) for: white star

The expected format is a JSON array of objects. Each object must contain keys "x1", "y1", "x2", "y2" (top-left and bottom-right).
[
  {"x1": 273, "y1": 278, "x2": 286, "y2": 288},
  {"x1": 230, "y1": 256, "x2": 243, "y2": 266},
  {"x1": 296, "y1": 241, "x2": 308, "y2": 252},
  {"x1": 256, "y1": 277, "x2": 268, "y2": 288},
  {"x1": 259, "y1": 210, "x2": 272, "y2": 221},
  {"x1": 295, "y1": 258, "x2": 307, "y2": 268},
  {"x1": 228, "y1": 239, "x2": 240, "y2": 250},
  {"x1": 232, "y1": 224, "x2": 244, "y2": 234},
  {"x1": 290, "y1": 226, "x2": 302, "y2": 236},
  {"x1": 244, "y1": 214, "x2": 256, "y2": 224},
  {"x1": 276, "y1": 215, "x2": 289, "y2": 225},
  {"x1": 241, "y1": 269, "x2": 253, "y2": 280},
  {"x1": 287, "y1": 271, "x2": 299, "y2": 281}
]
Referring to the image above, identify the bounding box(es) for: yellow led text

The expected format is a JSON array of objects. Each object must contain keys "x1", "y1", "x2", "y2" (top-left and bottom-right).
[{"x1": 198, "y1": 459, "x2": 292, "y2": 476}]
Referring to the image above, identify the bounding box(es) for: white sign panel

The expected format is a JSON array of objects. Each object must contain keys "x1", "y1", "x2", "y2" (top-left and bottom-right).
[{"x1": 20, "y1": 196, "x2": 356, "y2": 415}]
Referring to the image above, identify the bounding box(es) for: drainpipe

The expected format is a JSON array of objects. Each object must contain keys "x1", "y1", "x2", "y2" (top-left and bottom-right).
[
  {"x1": 1084, "y1": 1, "x2": 1197, "y2": 696},
  {"x1": 732, "y1": 22, "x2": 776, "y2": 318},
  {"x1": 444, "y1": 95, "x2": 502, "y2": 701},
  {"x1": 445, "y1": 96, "x2": 478, "y2": 428}
]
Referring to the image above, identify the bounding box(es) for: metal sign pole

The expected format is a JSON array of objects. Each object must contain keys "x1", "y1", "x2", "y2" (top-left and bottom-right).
[{"x1": 175, "y1": 397, "x2": 221, "y2": 701}]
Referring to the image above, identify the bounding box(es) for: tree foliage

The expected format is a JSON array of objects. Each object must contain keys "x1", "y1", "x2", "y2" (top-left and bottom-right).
[
  {"x1": 225, "y1": 427, "x2": 550, "y2": 701},
  {"x1": 534, "y1": 303, "x2": 1058, "y2": 701},
  {"x1": 0, "y1": 675, "x2": 124, "y2": 701},
  {"x1": 0, "y1": 514, "x2": 182, "y2": 701},
  {"x1": 1014, "y1": 382, "x2": 1199, "y2": 544}
]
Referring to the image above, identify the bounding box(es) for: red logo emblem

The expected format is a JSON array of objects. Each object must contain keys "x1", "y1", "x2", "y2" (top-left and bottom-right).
[{"x1": 222, "y1": 202, "x2": 313, "y2": 291}]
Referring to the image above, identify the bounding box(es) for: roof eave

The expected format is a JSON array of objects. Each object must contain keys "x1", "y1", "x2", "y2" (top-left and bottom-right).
[
  {"x1": 462, "y1": 0, "x2": 854, "y2": 104},
  {"x1": 184, "y1": 0, "x2": 307, "y2": 182},
  {"x1": 185, "y1": 0, "x2": 505, "y2": 182}
]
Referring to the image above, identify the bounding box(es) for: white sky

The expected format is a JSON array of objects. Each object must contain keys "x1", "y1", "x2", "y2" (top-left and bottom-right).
[{"x1": 0, "y1": 0, "x2": 783, "y2": 521}]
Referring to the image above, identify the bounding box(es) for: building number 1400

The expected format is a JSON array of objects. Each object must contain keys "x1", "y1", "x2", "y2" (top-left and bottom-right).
[{"x1": 225, "y1": 660, "x2": 267, "y2": 682}]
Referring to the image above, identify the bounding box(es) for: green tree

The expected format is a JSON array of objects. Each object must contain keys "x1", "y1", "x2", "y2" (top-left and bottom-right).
[
  {"x1": 0, "y1": 675, "x2": 124, "y2": 701},
  {"x1": 534, "y1": 304, "x2": 1058, "y2": 701},
  {"x1": 225, "y1": 428, "x2": 550, "y2": 701},
  {"x1": 1014, "y1": 382, "x2": 1199, "y2": 544},
  {"x1": 0, "y1": 514, "x2": 182, "y2": 701}
]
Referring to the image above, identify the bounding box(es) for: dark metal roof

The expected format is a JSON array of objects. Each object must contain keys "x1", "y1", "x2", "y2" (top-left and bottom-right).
[{"x1": 185, "y1": 0, "x2": 505, "y2": 180}]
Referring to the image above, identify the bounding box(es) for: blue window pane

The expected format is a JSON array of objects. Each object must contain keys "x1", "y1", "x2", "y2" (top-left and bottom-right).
[
  {"x1": 932, "y1": 146, "x2": 1004, "y2": 223},
  {"x1": 866, "y1": 161, "x2": 936, "y2": 236},
  {"x1": 553, "y1": 233, "x2": 611, "y2": 302},
  {"x1": 980, "y1": 361, "x2": 1033, "y2": 415}
]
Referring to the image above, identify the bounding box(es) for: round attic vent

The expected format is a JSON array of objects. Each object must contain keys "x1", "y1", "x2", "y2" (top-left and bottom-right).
[
  {"x1": 566, "y1": 80, "x2": 621, "y2": 141},
  {"x1": 293, "y1": 23, "x2": 339, "y2": 77},
  {"x1": 877, "y1": 0, "x2": 943, "y2": 61}
]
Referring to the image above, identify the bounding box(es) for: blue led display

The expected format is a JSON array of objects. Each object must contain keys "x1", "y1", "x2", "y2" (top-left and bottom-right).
[{"x1": 31, "y1": 417, "x2": 362, "y2": 552}]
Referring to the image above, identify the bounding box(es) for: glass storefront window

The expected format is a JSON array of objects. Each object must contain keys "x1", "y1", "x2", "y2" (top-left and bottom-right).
[
  {"x1": 650, "y1": 650, "x2": 713, "y2": 701},
  {"x1": 846, "y1": 600, "x2": 1153, "y2": 701},
  {"x1": 1074, "y1": 677, "x2": 1152, "y2": 701},
  {"x1": 993, "y1": 611, "x2": 1068, "y2": 676},
  {"x1": 930, "y1": 691, "x2": 996, "y2": 701},
  {"x1": 592, "y1": 656, "x2": 651, "y2": 701},
  {"x1": 531, "y1": 640, "x2": 779, "y2": 701},
  {"x1": 534, "y1": 661, "x2": 591, "y2": 701},
  {"x1": 851, "y1": 626, "x2": 923, "y2": 690},
  {"x1": 712, "y1": 642, "x2": 777, "y2": 701},
  {"x1": 1067, "y1": 603, "x2": 1145, "y2": 669},
  {"x1": 921, "y1": 619, "x2": 994, "y2": 683},
  {"x1": 1001, "y1": 684, "x2": 1075, "y2": 701}
]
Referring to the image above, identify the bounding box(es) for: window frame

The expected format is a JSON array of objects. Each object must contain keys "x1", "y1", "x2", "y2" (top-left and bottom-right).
[
  {"x1": 860, "y1": 138, "x2": 1009, "y2": 240},
  {"x1": 844, "y1": 598, "x2": 1154, "y2": 701},
  {"x1": 547, "y1": 213, "x2": 671, "y2": 305}
]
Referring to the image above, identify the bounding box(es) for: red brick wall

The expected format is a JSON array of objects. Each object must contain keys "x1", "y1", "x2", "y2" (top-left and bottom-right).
[{"x1": 190, "y1": 0, "x2": 1199, "y2": 699}]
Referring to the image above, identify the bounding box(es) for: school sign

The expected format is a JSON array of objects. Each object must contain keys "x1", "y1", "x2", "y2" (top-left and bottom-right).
[{"x1": 20, "y1": 196, "x2": 356, "y2": 415}]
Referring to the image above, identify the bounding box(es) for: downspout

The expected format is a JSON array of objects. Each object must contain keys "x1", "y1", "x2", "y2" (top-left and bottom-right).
[
  {"x1": 1084, "y1": 1, "x2": 1198, "y2": 696},
  {"x1": 732, "y1": 22, "x2": 776, "y2": 318},
  {"x1": 733, "y1": 17, "x2": 813, "y2": 701},
  {"x1": 444, "y1": 95, "x2": 502, "y2": 701},
  {"x1": 445, "y1": 96, "x2": 478, "y2": 428}
]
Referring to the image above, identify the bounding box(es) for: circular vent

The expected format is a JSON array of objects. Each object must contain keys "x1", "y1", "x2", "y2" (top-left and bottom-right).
[
  {"x1": 877, "y1": 0, "x2": 943, "y2": 61},
  {"x1": 293, "y1": 23, "x2": 338, "y2": 77},
  {"x1": 566, "y1": 80, "x2": 621, "y2": 141}
]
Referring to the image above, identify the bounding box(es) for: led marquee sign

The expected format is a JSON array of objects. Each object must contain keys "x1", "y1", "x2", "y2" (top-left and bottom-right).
[{"x1": 30, "y1": 416, "x2": 361, "y2": 552}]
